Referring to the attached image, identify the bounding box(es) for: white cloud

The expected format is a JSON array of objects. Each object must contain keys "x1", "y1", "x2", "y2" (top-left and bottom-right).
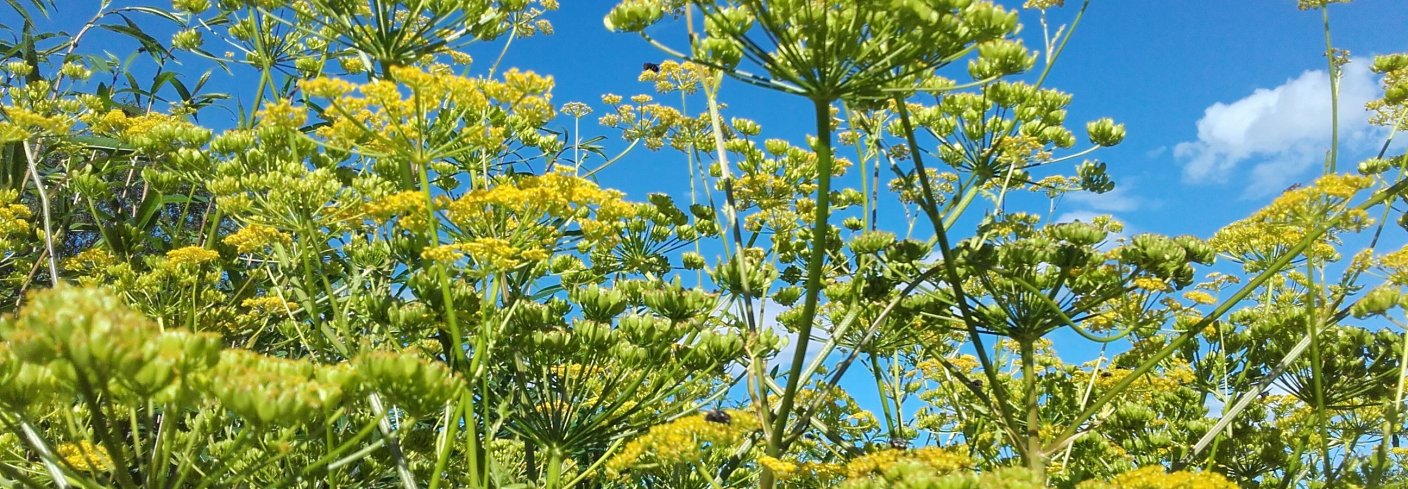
[
  {"x1": 1065, "y1": 184, "x2": 1144, "y2": 213},
  {"x1": 1173, "y1": 60, "x2": 1381, "y2": 196}
]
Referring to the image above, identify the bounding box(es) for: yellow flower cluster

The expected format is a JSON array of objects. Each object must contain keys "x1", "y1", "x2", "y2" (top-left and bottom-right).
[
  {"x1": 0, "y1": 192, "x2": 32, "y2": 253},
  {"x1": 303, "y1": 65, "x2": 555, "y2": 159},
  {"x1": 1182, "y1": 290, "x2": 1216, "y2": 305},
  {"x1": 165, "y1": 246, "x2": 220, "y2": 266},
  {"x1": 605, "y1": 409, "x2": 756, "y2": 478},
  {"x1": 637, "y1": 60, "x2": 715, "y2": 94},
  {"x1": 85, "y1": 110, "x2": 209, "y2": 150},
  {"x1": 760, "y1": 455, "x2": 847, "y2": 482},
  {"x1": 240, "y1": 296, "x2": 296, "y2": 317},
  {"x1": 1092, "y1": 359, "x2": 1196, "y2": 401},
  {"x1": 1380, "y1": 244, "x2": 1408, "y2": 285},
  {"x1": 843, "y1": 446, "x2": 971, "y2": 479},
  {"x1": 255, "y1": 98, "x2": 307, "y2": 130},
  {"x1": 223, "y1": 223, "x2": 292, "y2": 253},
  {"x1": 361, "y1": 191, "x2": 429, "y2": 230},
  {"x1": 1079, "y1": 466, "x2": 1237, "y2": 489},
  {"x1": 56, "y1": 440, "x2": 115, "y2": 473},
  {"x1": 1210, "y1": 173, "x2": 1374, "y2": 270},
  {"x1": 1131, "y1": 277, "x2": 1171, "y2": 292},
  {"x1": 66, "y1": 247, "x2": 117, "y2": 272},
  {"x1": 0, "y1": 106, "x2": 72, "y2": 141},
  {"x1": 423, "y1": 239, "x2": 549, "y2": 270},
  {"x1": 446, "y1": 172, "x2": 633, "y2": 247}
]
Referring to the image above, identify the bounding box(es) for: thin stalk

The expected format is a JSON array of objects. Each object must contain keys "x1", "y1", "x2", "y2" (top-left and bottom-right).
[
  {"x1": 1322, "y1": 6, "x2": 1340, "y2": 173},
  {"x1": 23, "y1": 141, "x2": 58, "y2": 285},
  {"x1": 18, "y1": 419, "x2": 69, "y2": 488},
  {"x1": 427, "y1": 392, "x2": 467, "y2": 489},
  {"x1": 1304, "y1": 257, "x2": 1331, "y2": 479},
  {"x1": 868, "y1": 354, "x2": 899, "y2": 439}
]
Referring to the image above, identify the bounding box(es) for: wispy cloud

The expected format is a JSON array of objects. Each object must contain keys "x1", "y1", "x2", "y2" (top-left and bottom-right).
[
  {"x1": 1173, "y1": 60, "x2": 1381, "y2": 197},
  {"x1": 1065, "y1": 184, "x2": 1148, "y2": 213}
]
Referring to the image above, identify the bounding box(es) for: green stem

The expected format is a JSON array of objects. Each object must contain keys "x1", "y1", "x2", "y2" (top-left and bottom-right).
[
  {"x1": 1322, "y1": 6, "x2": 1340, "y2": 173},
  {"x1": 762, "y1": 98, "x2": 835, "y2": 487},
  {"x1": 427, "y1": 392, "x2": 466, "y2": 489},
  {"x1": 1021, "y1": 339, "x2": 1045, "y2": 478},
  {"x1": 544, "y1": 446, "x2": 563, "y2": 489},
  {"x1": 868, "y1": 354, "x2": 899, "y2": 440}
]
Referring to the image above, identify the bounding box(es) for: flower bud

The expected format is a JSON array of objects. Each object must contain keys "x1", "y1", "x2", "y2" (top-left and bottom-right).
[
  {"x1": 1086, "y1": 118, "x2": 1126, "y2": 146},
  {"x1": 604, "y1": 0, "x2": 664, "y2": 33},
  {"x1": 1352, "y1": 286, "x2": 1403, "y2": 318}
]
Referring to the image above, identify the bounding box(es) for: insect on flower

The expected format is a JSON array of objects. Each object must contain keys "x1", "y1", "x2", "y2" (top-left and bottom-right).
[
  {"x1": 704, "y1": 409, "x2": 731, "y2": 424},
  {"x1": 642, "y1": 62, "x2": 660, "y2": 73}
]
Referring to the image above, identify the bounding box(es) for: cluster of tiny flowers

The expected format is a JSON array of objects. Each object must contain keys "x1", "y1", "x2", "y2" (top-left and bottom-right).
[
  {"x1": 605, "y1": 409, "x2": 756, "y2": 477},
  {"x1": 165, "y1": 246, "x2": 221, "y2": 267},
  {"x1": 223, "y1": 223, "x2": 292, "y2": 253},
  {"x1": 1078, "y1": 466, "x2": 1237, "y2": 488},
  {"x1": 56, "y1": 440, "x2": 115, "y2": 473}
]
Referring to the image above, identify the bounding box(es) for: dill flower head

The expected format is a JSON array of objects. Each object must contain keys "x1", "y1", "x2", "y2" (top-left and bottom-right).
[
  {"x1": 56, "y1": 440, "x2": 115, "y2": 473},
  {"x1": 1381, "y1": 244, "x2": 1408, "y2": 285},
  {"x1": 843, "y1": 446, "x2": 972, "y2": 480},
  {"x1": 605, "y1": 409, "x2": 757, "y2": 478},
  {"x1": 240, "y1": 296, "x2": 297, "y2": 316},
  {"x1": 208, "y1": 349, "x2": 353, "y2": 426},
  {"x1": 1182, "y1": 290, "x2": 1217, "y2": 305},
  {"x1": 255, "y1": 98, "x2": 307, "y2": 130},
  {"x1": 353, "y1": 350, "x2": 460, "y2": 417},
  {"x1": 0, "y1": 191, "x2": 32, "y2": 253},
  {"x1": 223, "y1": 223, "x2": 292, "y2": 254},
  {"x1": 165, "y1": 246, "x2": 221, "y2": 267},
  {"x1": 1079, "y1": 466, "x2": 1237, "y2": 489}
]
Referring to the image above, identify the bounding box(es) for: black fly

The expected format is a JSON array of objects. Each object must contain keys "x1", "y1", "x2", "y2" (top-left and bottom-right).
[
  {"x1": 705, "y1": 409, "x2": 731, "y2": 424},
  {"x1": 642, "y1": 62, "x2": 661, "y2": 73}
]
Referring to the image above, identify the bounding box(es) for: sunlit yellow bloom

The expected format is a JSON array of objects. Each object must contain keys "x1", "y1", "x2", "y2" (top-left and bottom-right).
[
  {"x1": 256, "y1": 99, "x2": 306, "y2": 129},
  {"x1": 1132, "y1": 277, "x2": 1171, "y2": 292},
  {"x1": 223, "y1": 223, "x2": 292, "y2": 253},
  {"x1": 844, "y1": 446, "x2": 970, "y2": 479},
  {"x1": 758, "y1": 455, "x2": 800, "y2": 478},
  {"x1": 166, "y1": 246, "x2": 220, "y2": 266},
  {"x1": 606, "y1": 410, "x2": 757, "y2": 478},
  {"x1": 1080, "y1": 465, "x2": 1237, "y2": 488},
  {"x1": 1381, "y1": 244, "x2": 1408, "y2": 285},
  {"x1": 56, "y1": 440, "x2": 114, "y2": 473},
  {"x1": 462, "y1": 238, "x2": 522, "y2": 270},
  {"x1": 241, "y1": 296, "x2": 296, "y2": 317},
  {"x1": 1182, "y1": 290, "x2": 1216, "y2": 305}
]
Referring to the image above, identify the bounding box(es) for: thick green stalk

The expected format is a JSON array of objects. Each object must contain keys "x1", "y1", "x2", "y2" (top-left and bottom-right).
[
  {"x1": 544, "y1": 447, "x2": 563, "y2": 489},
  {"x1": 762, "y1": 98, "x2": 835, "y2": 487},
  {"x1": 1021, "y1": 339, "x2": 1045, "y2": 477}
]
